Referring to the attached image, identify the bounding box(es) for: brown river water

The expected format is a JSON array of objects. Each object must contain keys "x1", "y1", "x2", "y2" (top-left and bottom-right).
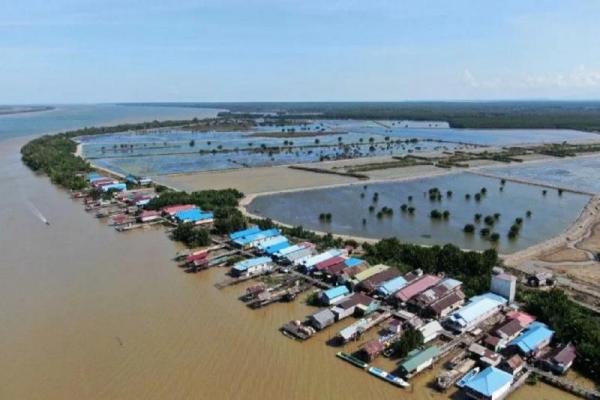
[{"x1": 0, "y1": 136, "x2": 579, "y2": 399}]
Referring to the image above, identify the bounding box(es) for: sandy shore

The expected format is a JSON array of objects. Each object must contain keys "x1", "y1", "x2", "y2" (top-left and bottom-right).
[{"x1": 503, "y1": 195, "x2": 600, "y2": 264}]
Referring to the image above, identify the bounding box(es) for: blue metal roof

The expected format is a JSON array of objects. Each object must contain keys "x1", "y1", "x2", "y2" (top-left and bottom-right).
[
  {"x1": 175, "y1": 208, "x2": 213, "y2": 222},
  {"x1": 377, "y1": 276, "x2": 408, "y2": 296},
  {"x1": 440, "y1": 278, "x2": 462, "y2": 291},
  {"x1": 322, "y1": 285, "x2": 350, "y2": 300},
  {"x1": 264, "y1": 241, "x2": 290, "y2": 255},
  {"x1": 229, "y1": 226, "x2": 261, "y2": 240},
  {"x1": 344, "y1": 258, "x2": 364, "y2": 268},
  {"x1": 233, "y1": 256, "x2": 273, "y2": 272},
  {"x1": 464, "y1": 367, "x2": 513, "y2": 397},
  {"x1": 233, "y1": 228, "x2": 280, "y2": 246},
  {"x1": 257, "y1": 235, "x2": 288, "y2": 250},
  {"x1": 274, "y1": 243, "x2": 303, "y2": 256},
  {"x1": 509, "y1": 322, "x2": 554, "y2": 354},
  {"x1": 101, "y1": 183, "x2": 127, "y2": 192},
  {"x1": 449, "y1": 292, "x2": 507, "y2": 327}
]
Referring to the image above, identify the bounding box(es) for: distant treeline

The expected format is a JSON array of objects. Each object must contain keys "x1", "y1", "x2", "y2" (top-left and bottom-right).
[{"x1": 134, "y1": 101, "x2": 600, "y2": 131}]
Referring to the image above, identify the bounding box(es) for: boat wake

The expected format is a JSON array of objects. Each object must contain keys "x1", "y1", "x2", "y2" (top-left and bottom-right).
[{"x1": 26, "y1": 200, "x2": 50, "y2": 225}]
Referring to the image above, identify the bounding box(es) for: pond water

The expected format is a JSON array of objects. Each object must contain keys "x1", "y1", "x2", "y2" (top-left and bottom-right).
[
  {"x1": 79, "y1": 119, "x2": 600, "y2": 176},
  {"x1": 483, "y1": 155, "x2": 600, "y2": 194},
  {"x1": 247, "y1": 173, "x2": 590, "y2": 253}
]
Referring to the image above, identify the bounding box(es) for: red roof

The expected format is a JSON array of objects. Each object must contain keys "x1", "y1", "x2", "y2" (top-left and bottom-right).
[
  {"x1": 315, "y1": 256, "x2": 346, "y2": 271},
  {"x1": 394, "y1": 274, "x2": 441, "y2": 302},
  {"x1": 91, "y1": 178, "x2": 115, "y2": 187},
  {"x1": 361, "y1": 339, "x2": 384, "y2": 357},
  {"x1": 140, "y1": 210, "x2": 160, "y2": 218},
  {"x1": 506, "y1": 311, "x2": 536, "y2": 327},
  {"x1": 337, "y1": 293, "x2": 376, "y2": 310},
  {"x1": 162, "y1": 204, "x2": 196, "y2": 215},
  {"x1": 325, "y1": 261, "x2": 348, "y2": 276},
  {"x1": 186, "y1": 250, "x2": 208, "y2": 263}
]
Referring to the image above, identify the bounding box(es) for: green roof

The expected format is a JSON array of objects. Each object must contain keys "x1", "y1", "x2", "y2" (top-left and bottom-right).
[{"x1": 400, "y1": 346, "x2": 439, "y2": 373}]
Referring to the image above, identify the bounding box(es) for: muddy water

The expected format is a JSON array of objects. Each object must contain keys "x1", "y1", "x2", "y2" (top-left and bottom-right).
[{"x1": 0, "y1": 135, "x2": 579, "y2": 399}]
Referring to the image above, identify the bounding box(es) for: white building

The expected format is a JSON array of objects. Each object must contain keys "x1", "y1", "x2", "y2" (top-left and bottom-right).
[
  {"x1": 445, "y1": 293, "x2": 507, "y2": 333},
  {"x1": 491, "y1": 273, "x2": 517, "y2": 303}
]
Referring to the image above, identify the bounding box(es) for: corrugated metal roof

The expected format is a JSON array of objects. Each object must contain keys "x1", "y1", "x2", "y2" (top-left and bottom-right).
[
  {"x1": 429, "y1": 291, "x2": 465, "y2": 314},
  {"x1": 299, "y1": 249, "x2": 342, "y2": 268},
  {"x1": 232, "y1": 256, "x2": 272, "y2": 271},
  {"x1": 229, "y1": 226, "x2": 261, "y2": 240},
  {"x1": 376, "y1": 276, "x2": 408, "y2": 296},
  {"x1": 419, "y1": 321, "x2": 443, "y2": 342},
  {"x1": 506, "y1": 311, "x2": 536, "y2": 327},
  {"x1": 352, "y1": 264, "x2": 390, "y2": 283},
  {"x1": 233, "y1": 228, "x2": 280, "y2": 246},
  {"x1": 273, "y1": 242, "x2": 309, "y2": 258},
  {"x1": 257, "y1": 235, "x2": 288, "y2": 250},
  {"x1": 175, "y1": 208, "x2": 213, "y2": 222},
  {"x1": 509, "y1": 322, "x2": 554, "y2": 354},
  {"x1": 464, "y1": 367, "x2": 513, "y2": 397},
  {"x1": 448, "y1": 293, "x2": 507, "y2": 327},
  {"x1": 323, "y1": 285, "x2": 350, "y2": 300},
  {"x1": 360, "y1": 269, "x2": 401, "y2": 292},
  {"x1": 400, "y1": 346, "x2": 440, "y2": 373},
  {"x1": 264, "y1": 241, "x2": 290, "y2": 255},
  {"x1": 162, "y1": 204, "x2": 196, "y2": 215},
  {"x1": 395, "y1": 275, "x2": 441, "y2": 302},
  {"x1": 344, "y1": 258, "x2": 364, "y2": 268},
  {"x1": 101, "y1": 183, "x2": 127, "y2": 192},
  {"x1": 439, "y1": 278, "x2": 462, "y2": 291},
  {"x1": 315, "y1": 256, "x2": 346, "y2": 271}
]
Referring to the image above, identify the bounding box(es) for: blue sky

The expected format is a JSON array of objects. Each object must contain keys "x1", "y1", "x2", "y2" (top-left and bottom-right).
[{"x1": 1, "y1": 0, "x2": 600, "y2": 103}]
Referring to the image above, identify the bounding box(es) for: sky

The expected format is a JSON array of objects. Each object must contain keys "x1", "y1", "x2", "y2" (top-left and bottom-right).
[{"x1": 1, "y1": 0, "x2": 600, "y2": 103}]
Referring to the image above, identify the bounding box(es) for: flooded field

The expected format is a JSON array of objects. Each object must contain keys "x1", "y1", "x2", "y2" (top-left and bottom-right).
[
  {"x1": 79, "y1": 120, "x2": 600, "y2": 176},
  {"x1": 483, "y1": 155, "x2": 600, "y2": 194},
  {"x1": 81, "y1": 129, "x2": 464, "y2": 176},
  {"x1": 247, "y1": 173, "x2": 590, "y2": 253}
]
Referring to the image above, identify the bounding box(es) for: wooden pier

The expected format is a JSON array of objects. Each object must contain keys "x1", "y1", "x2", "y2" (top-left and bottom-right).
[
  {"x1": 467, "y1": 170, "x2": 596, "y2": 196},
  {"x1": 247, "y1": 281, "x2": 312, "y2": 309},
  {"x1": 528, "y1": 366, "x2": 600, "y2": 399}
]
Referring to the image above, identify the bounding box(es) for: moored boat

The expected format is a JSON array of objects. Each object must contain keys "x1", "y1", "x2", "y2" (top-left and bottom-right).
[
  {"x1": 336, "y1": 352, "x2": 369, "y2": 369},
  {"x1": 367, "y1": 366, "x2": 410, "y2": 388}
]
